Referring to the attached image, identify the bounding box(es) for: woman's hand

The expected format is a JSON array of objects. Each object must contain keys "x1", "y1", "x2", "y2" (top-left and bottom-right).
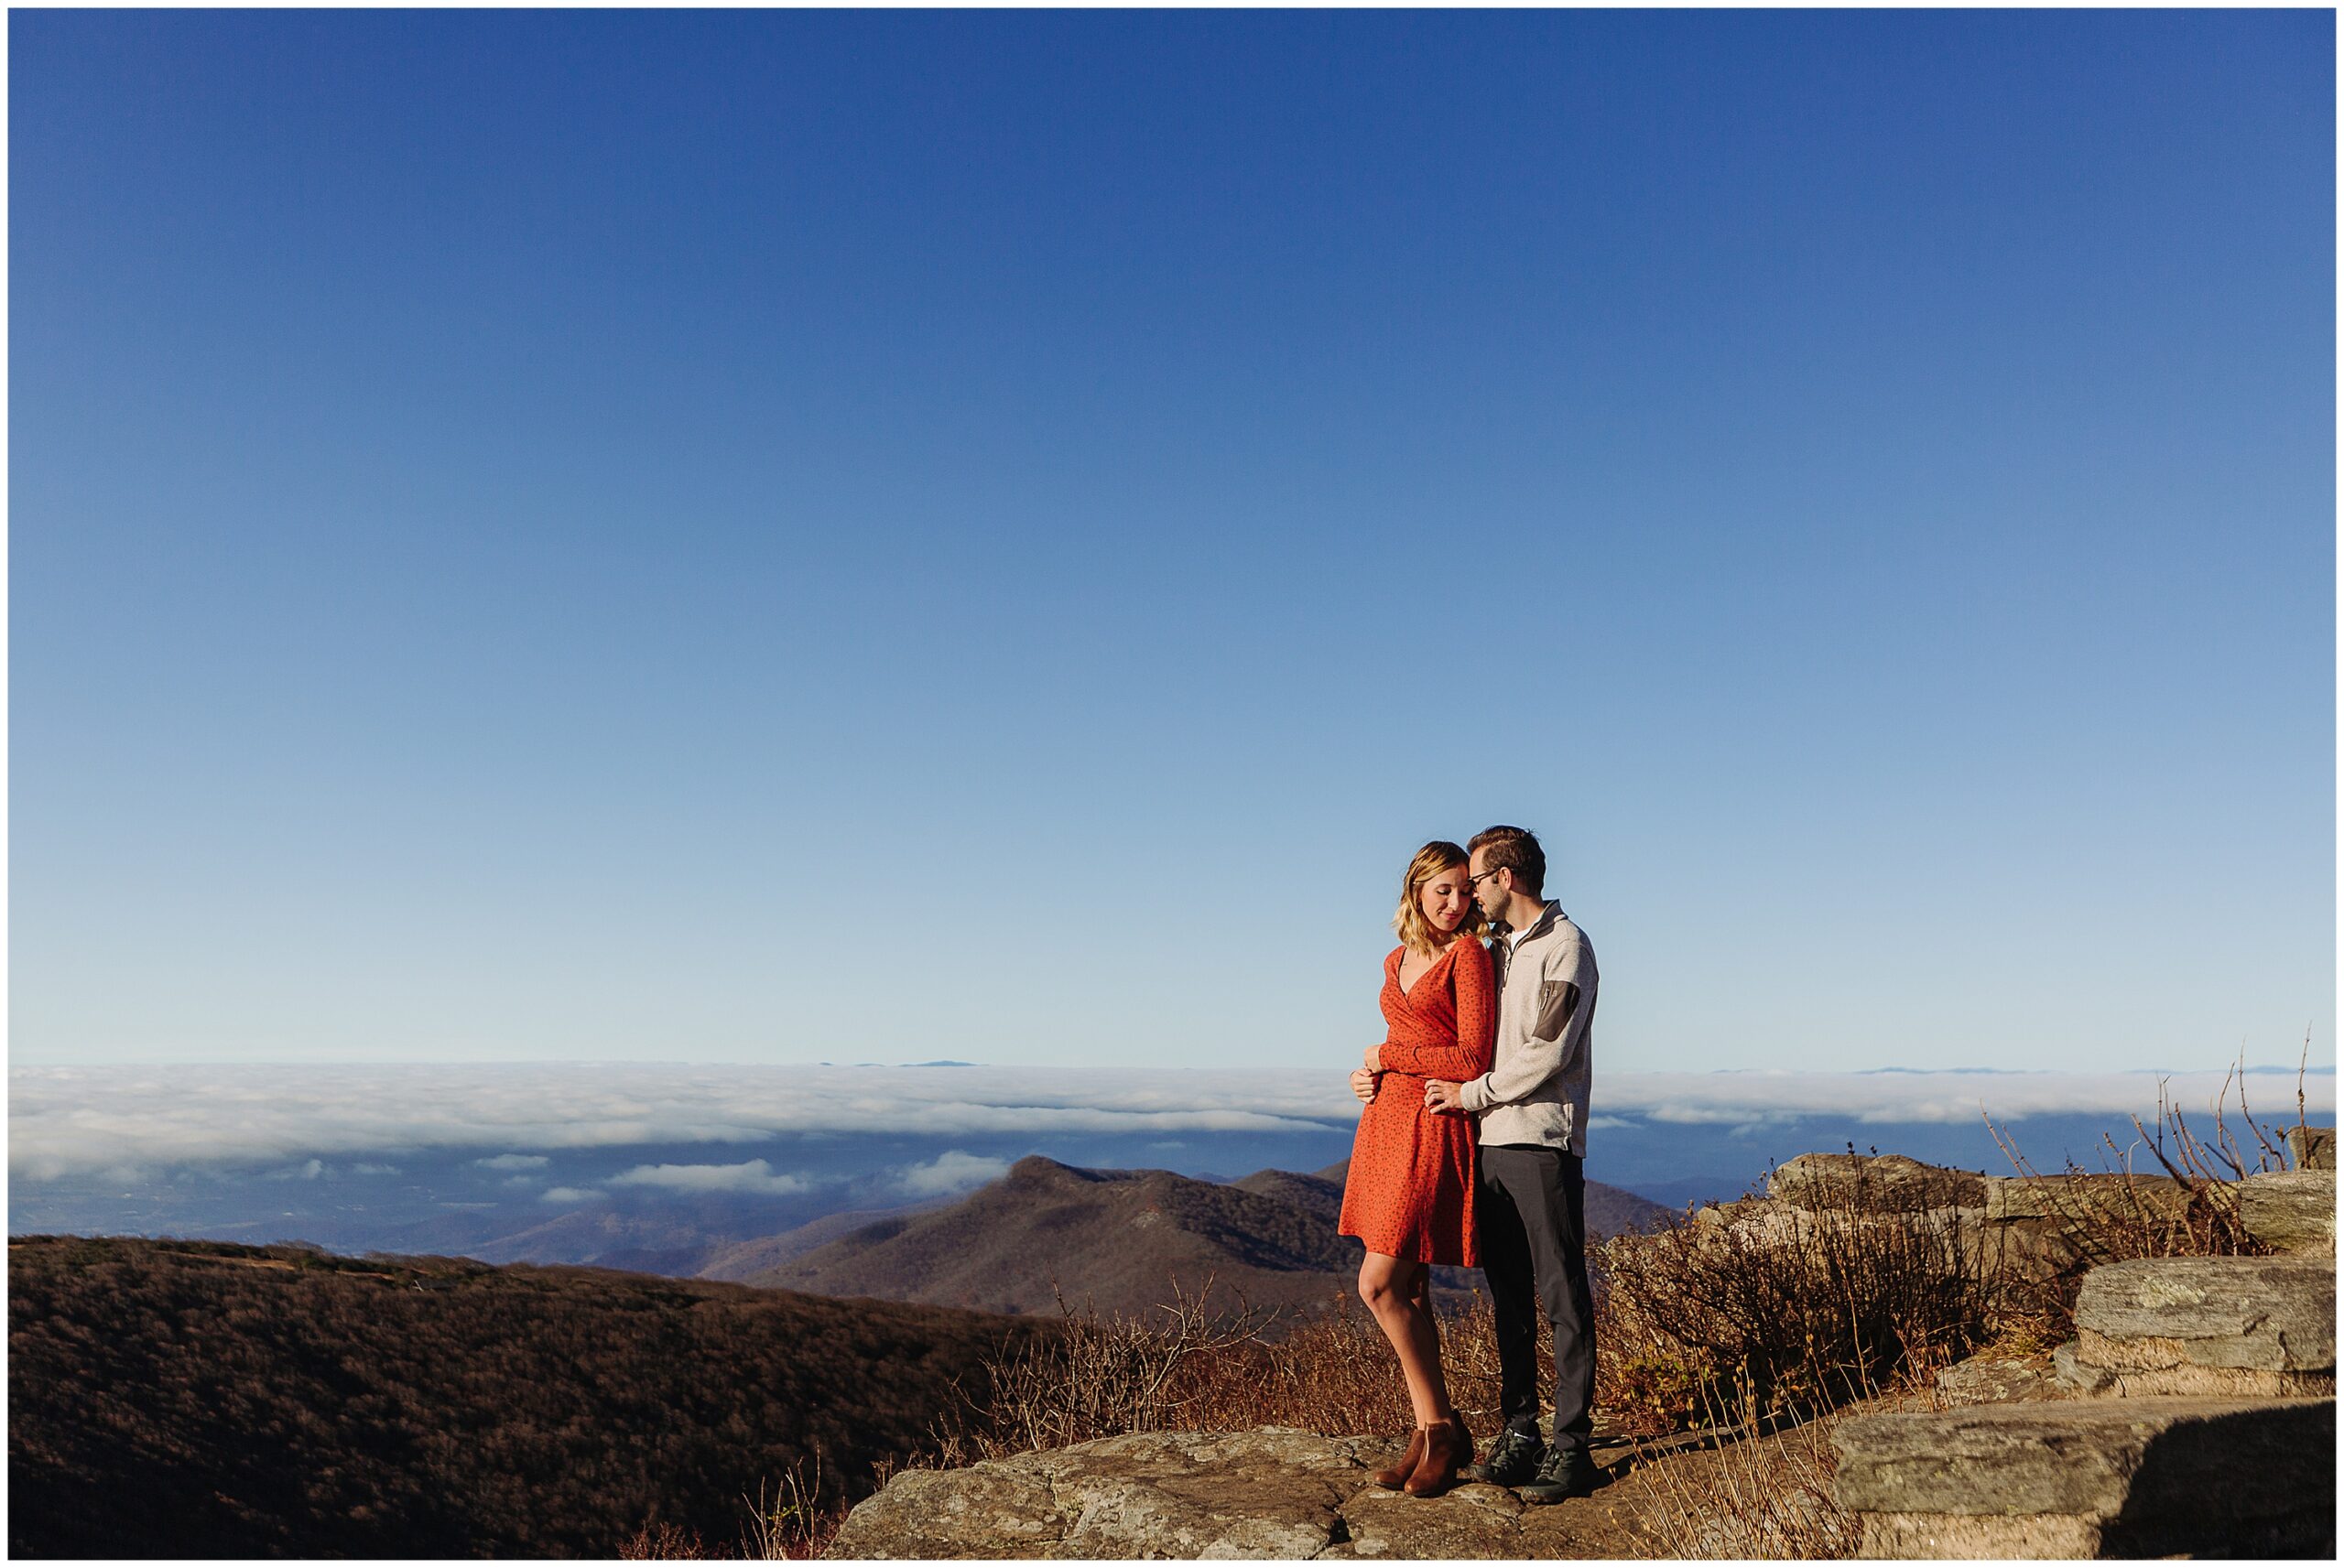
[
  {"x1": 1351, "y1": 1067, "x2": 1380, "y2": 1104},
  {"x1": 1362, "y1": 1044, "x2": 1384, "y2": 1072}
]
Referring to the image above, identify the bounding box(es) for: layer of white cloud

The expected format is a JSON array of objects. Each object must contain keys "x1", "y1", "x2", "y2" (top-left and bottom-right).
[
  {"x1": 896, "y1": 1150, "x2": 1011, "y2": 1196},
  {"x1": 474, "y1": 1153, "x2": 550, "y2": 1171},
  {"x1": 608, "y1": 1159, "x2": 809, "y2": 1196},
  {"x1": 7, "y1": 1063, "x2": 2328, "y2": 1180},
  {"x1": 540, "y1": 1186, "x2": 603, "y2": 1204},
  {"x1": 1602, "y1": 1070, "x2": 2331, "y2": 1129}
]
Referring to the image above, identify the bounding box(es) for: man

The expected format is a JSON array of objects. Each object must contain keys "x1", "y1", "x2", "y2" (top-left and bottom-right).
[{"x1": 1423, "y1": 825, "x2": 1600, "y2": 1503}]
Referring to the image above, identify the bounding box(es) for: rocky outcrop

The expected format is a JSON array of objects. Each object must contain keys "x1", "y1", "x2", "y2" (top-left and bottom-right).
[
  {"x1": 1812, "y1": 1149, "x2": 2339, "y2": 1560},
  {"x1": 829, "y1": 1429, "x2": 1371, "y2": 1559},
  {"x1": 2064, "y1": 1255, "x2": 2336, "y2": 1399},
  {"x1": 1845, "y1": 1241, "x2": 2338, "y2": 1557},
  {"x1": 1768, "y1": 1153, "x2": 1985, "y2": 1213},
  {"x1": 2241, "y1": 1169, "x2": 2337, "y2": 1254},
  {"x1": 1742, "y1": 1153, "x2": 2227, "y2": 1292},
  {"x1": 1933, "y1": 1351, "x2": 2065, "y2": 1407},
  {"x1": 1832, "y1": 1395, "x2": 2334, "y2": 1558},
  {"x1": 823, "y1": 1427, "x2": 1653, "y2": 1560}
]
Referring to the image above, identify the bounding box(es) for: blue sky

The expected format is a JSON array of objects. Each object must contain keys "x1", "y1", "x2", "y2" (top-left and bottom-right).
[{"x1": 12, "y1": 10, "x2": 2334, "y2": 1074}]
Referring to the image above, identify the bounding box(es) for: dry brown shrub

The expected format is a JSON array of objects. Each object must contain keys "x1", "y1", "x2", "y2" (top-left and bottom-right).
[
  {"x1": 1158, "y1": 1288, "x2": 1512, "y2": 1435},
  {"x1": 931, "y1": 1278, "x2": 1278, "y2": 1462},
  {"x1": 1981, "y1": 1056, "x2": 2301, "y2": 1340},
  {"x1": 1599, "y1": 1167, "x2": 1990, "y2": 1428},
  {"x1": 739, "y1": 1462, "x2": 848, "y2": 1561},
  {"x1": 618, "y1": 1519, "x2": 710, "y2": 1560},
  {"x1": 621, "y1": 1461, "x2": 850, "y2": 1562},
  {"x1": 933, "y1": 1278, "x2": 1533, "y2": 1457}
]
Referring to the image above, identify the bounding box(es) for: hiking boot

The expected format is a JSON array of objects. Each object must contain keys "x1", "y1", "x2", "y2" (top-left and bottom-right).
[
  {"x1": 1369, "y1": 1426, "x2": 1425, "y2": 1490},
  {"x1": 1516, "y1": 1443, "x2": 1601, "y2": 1505},
  {"x1": 1461, "y1": 1425, "x2": 1544, "y2": 1487},
  {"x1": 1403, "y1": 1415, "x2": 1473, "y2": 1497}
]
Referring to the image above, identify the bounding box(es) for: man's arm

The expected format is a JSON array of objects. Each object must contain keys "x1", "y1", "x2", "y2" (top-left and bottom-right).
[{"x1": 1455, "y1": 937, "x2": 1591, "y2": 1114}]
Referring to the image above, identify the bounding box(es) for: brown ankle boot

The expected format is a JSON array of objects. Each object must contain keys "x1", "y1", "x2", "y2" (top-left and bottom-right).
[
  {"x1": 1370, "y1": 1426, "x2": 1425, "y2": 1489},
  {"x1": 1404, "y1": 1415, "x2": 1473, "y2": 1497}
]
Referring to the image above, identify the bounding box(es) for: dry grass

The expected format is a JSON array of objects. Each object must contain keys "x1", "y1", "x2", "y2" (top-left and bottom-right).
[
  {"x1": 1624, "y1": 1379, "x2": 1959, "y2": 1560},
  {"x1": 938, "y1": 1174, "x2": 1987, "y2": 1465},
  {"x1": 617, "y1": 1520, "x2": 709, "y2": 1560},
  {"x1": 1632, "y1": 1417, "x2": 1855, "y2": 1557},
  {"x1": 618, "y1": 1456, "x2": 849, "y2": 1561},
  {"x1": 931, "y1": 1278, "x2": 1281, "y2": 1462},
  {"x1": 1165, "y1": 1288, "x2": 1514, "y2": 1435},
  {"x1": 928, "y1": 1275, "x2": 1540, "y2": 1461},
  {"x1": 739, "y1": 1463, "x2": 850, "y2": 1561}
]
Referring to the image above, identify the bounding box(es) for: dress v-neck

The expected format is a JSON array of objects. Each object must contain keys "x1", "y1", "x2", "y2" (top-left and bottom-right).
[{"x1": 1395, "y1": 942, "x2": 1456, "y2": 1000}]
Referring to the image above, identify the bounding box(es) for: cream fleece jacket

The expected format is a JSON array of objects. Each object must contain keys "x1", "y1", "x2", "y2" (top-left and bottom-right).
[{"x1": 1457, "y1": 902, "x2": 1597, "y2": 1157}]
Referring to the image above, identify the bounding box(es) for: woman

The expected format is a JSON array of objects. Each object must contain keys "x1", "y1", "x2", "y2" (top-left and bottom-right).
[{"x1": 1337, "y1": 839, "x2": 1496, "y2": 1498}]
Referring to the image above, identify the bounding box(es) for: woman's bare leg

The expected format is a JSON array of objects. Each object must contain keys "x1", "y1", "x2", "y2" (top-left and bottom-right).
[{"x1": 1359, "y1": 1252, "x2": 1450, "y2": 1427}]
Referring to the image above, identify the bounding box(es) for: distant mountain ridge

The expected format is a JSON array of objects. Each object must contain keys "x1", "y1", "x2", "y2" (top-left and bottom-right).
[
  {"x1": 699, "y1": 1197, "x2": 961, "y2": 1281},
  {"x1": 739, "y1": 1155, "x2": 1668, "y2": 1318}
]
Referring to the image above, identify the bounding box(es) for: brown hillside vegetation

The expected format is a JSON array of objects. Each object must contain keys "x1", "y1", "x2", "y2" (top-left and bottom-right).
[
  {"x1": 755, "y1": 1157, "x2": 1351, "y2": 1315},
  {"x1": 754, "y1": 1156, "x2": 1668, "y2": 1317},
  {"x1": 698, "y1": 1201, "x2": 954, "y2": 1283},
  {"x1": 6, "y1": 1236, "x2": 1047, "y2": 1559}
]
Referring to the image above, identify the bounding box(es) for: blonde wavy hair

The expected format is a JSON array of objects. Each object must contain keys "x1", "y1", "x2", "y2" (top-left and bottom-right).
[{"x1": 1391, "y1": 839, "x2": 1491, "y2": 957}]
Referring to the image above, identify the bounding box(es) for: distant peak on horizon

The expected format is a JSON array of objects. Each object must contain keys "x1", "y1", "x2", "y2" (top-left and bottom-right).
[{"x1": 810, "y1": 1060, "x2": 982, "y2": 1068}]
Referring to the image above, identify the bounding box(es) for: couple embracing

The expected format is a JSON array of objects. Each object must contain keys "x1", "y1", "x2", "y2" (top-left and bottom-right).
[{"x1": 1336, "y1": 825, "x2": 1600, "y2": 1502}]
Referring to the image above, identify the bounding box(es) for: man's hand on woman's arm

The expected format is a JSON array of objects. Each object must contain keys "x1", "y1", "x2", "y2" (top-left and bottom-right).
[{"x1": 1423, "y1": 1080, "x2": 1467, "y2": 1115}]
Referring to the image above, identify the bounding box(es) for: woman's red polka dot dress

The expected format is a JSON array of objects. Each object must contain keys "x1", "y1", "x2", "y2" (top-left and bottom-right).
[{"x1": 1338, "y1": 936, "x2": 1498, "y2": 1266}]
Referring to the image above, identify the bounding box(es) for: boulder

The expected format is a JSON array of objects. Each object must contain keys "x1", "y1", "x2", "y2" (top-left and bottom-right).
[
  {"x1": 2049, "y1": 1341, "x2": 2113, "y2": 1395},
  {"x1": 1980, "y1": 1173, "x2": 2199, "y2": 1226},
  {"x1": 1769, "y1": 1154, "x2": 1984, "y2": 1213},
  {"x1": 2289, "y1": 1126, "x2": 2334, "y2": 1173},
  {"x1": 2241, "y1": 1169, "x2": 2337, "y2": 1253},
  {"x1": 1934, "y1": 1352, "x2": 2067, "y2": 1407},
  {"x1": 2073, "y1": 1256, "x2": 2334, "y2": 1377},
  {"x1": 1832, "y1": 1395, "x2": 2336, "y2": 1558},
  {"x1": 829, "y1": 1428, "x2": 1364, "y2": 1558}
]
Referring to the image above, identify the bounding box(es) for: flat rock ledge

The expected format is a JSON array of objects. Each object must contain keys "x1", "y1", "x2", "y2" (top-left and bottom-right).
[
  {"x1": 1832, "y1": 1395, "x2": 2336, "y2": 1559},
  {"x1": 825, "y1": 1427, "x2": 1625, "y2": 1560},
  {"x1": 2241, "y1": 1169, "x2": 2338, "y2": 1254},
  {"x1": 2072, "y1": 1255, "x2": 2335, "y2": 1388}
]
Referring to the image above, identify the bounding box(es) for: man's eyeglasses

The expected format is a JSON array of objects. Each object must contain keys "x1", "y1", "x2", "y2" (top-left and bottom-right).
[{"x1": 1468, "y1": 868, "x2": 1508, "y2": 889}]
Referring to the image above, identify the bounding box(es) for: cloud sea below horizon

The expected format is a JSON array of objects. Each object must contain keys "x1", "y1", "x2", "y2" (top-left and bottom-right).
[{"x1": 10, "y1": 1062, "x2": 2330, "y2": 1183}]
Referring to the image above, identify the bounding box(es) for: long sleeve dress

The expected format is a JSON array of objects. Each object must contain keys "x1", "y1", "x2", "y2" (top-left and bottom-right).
[{"x1": 1336, "y1": 935, "x2": 1498, "y2": 1266}]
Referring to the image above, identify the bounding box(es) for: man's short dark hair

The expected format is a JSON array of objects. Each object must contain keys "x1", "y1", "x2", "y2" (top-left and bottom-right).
[{"x1": 1469, "y1": 825, "x2": 1546, "y2": 898}]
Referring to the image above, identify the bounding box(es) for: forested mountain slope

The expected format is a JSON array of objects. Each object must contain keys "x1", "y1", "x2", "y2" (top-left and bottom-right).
[{"x1": 7, "y1": 1236, "x2": 1043, "y2": 1558}]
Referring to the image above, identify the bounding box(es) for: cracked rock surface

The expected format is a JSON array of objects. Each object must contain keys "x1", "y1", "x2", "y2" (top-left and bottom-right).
[
  {"x1": 2074, "y1": 1256, "x2": 2335, "y2": 1374},
  {"x1": 824, "y1": 1427, "x2": 1649, "y2": 1559}
]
